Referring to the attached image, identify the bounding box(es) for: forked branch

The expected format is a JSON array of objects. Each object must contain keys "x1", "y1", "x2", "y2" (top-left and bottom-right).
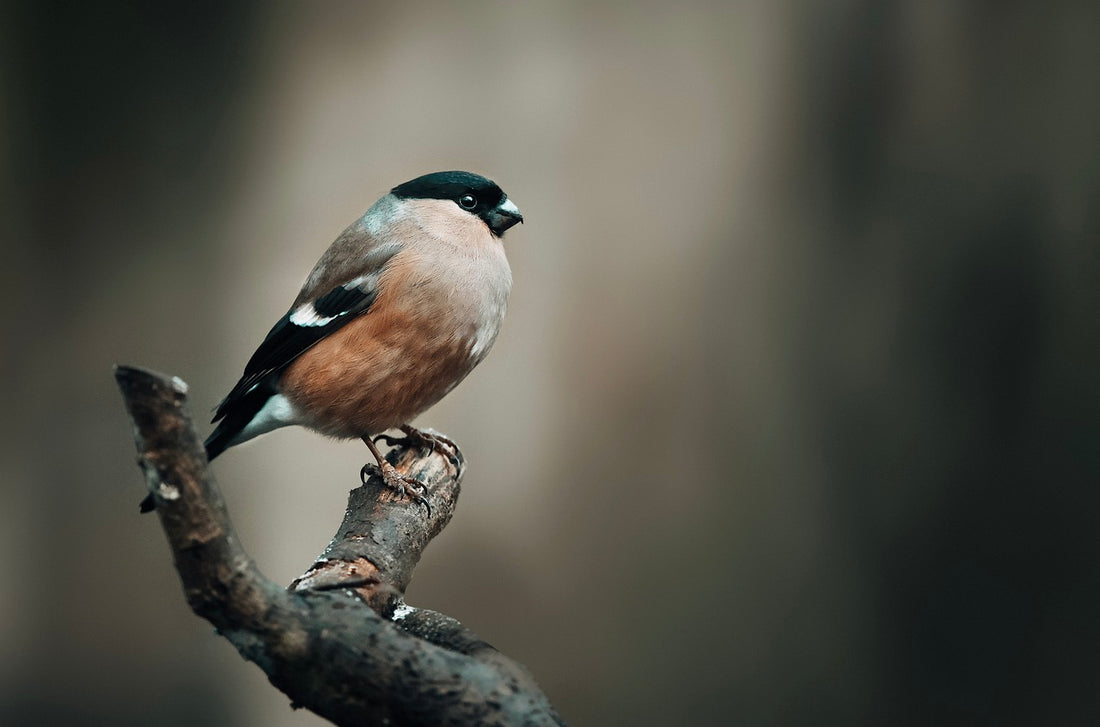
[{"x1": 115, "y1": 365, "x2": 563, "y2": 727}]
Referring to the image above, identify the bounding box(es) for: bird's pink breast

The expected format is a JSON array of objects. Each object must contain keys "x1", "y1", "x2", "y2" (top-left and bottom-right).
[{"x1": 279, "y1": 246, "x2": 504, "y2": 438}]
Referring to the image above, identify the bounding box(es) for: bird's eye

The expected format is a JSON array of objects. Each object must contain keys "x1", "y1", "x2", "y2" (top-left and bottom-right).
[{"x1": 459, "y1": 194, "x2": 477, "y2": 210}]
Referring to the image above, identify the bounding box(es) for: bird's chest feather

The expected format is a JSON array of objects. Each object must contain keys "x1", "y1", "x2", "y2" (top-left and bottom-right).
[{"x1": 281, "y1": 241, "x2": 511, "y2": 436}]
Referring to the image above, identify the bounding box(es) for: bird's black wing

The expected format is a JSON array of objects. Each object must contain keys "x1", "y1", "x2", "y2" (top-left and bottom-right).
[{"x1": 212, "y1": 245, "x2": 400, "y2": 424}]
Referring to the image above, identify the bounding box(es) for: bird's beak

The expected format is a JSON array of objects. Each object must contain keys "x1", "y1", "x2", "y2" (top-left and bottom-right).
[{"x1": 486, "y1": 197, "x2": 524, "y2": 236}]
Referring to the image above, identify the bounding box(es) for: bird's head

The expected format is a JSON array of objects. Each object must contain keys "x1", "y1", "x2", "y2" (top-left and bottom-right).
[{"x1": 391, "y1": 171, "x2": 523, "y2": 237}]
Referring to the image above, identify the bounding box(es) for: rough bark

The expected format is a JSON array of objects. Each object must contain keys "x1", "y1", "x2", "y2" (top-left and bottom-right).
[{"x1": 115, "y1": 365, "x2": 564, "y2": 727}]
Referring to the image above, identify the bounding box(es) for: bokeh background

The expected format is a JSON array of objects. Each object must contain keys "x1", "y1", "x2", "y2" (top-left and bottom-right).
[{"x1": 3, "y1": 2, "x2": 1099, "y2": 725}]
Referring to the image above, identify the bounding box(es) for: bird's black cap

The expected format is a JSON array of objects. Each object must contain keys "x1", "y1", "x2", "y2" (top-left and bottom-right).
[{"x1": 392, "y1": 170, "x2": 504, "y2": 204}]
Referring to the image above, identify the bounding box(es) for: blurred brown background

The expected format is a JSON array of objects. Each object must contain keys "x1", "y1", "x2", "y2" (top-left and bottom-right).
[{"x1": 2, "y1": 1, "x2": 1098, "y2": 725}]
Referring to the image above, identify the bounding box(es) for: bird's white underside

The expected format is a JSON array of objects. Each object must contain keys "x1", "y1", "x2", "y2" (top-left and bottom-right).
[{"x1": 229, "y1": 393, "x2": 304, "y2": 447}]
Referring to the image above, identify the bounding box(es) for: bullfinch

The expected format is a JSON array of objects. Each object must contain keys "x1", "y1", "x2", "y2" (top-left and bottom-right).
[{"x1": 140, "y1": 170, "x2": 522, "y2": 513}]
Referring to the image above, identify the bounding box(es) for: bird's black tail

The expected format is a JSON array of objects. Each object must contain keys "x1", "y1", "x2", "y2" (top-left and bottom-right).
[{"x1": 202, "y1": 423, "x2": 235, "y2": 463}]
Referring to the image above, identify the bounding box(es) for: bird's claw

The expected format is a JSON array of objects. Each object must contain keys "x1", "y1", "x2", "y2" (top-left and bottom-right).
[
  {"x1": 361, "y1": 460, "x2": 431, "y2": 517},
  {"x1": 371, "y1": 427, "x2": 460, "y2": 470},
  {"x1": 400, "y1": 426, "x2": 461, "y2": 469},
  {"x1": 371, "y1": 432, "x2": 403, "y2": 447}
]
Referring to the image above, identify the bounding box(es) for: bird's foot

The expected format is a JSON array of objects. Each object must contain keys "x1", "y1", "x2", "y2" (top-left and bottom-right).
[
  {"x1": 399, "y1": 425, "x2": 462, "y2": 469},
  {"x1": 372, "y1": 427, "x2": 460, "y2": 469},
  {"x1": 371, "y1": 432, "x2": 404, "y2": 447},
  {"x1": 360, "y1": 460, "x2": 432, "y2": 517}
]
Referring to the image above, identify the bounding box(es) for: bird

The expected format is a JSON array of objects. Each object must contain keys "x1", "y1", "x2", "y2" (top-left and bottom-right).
[{"x1": 140, "y1": 170, "x2": 522, "y2": 513}]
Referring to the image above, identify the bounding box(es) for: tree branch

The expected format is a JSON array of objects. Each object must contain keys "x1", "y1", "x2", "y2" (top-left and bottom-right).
[{"x1": 115, "y1": 365, "x2": 564, "y2": 727}]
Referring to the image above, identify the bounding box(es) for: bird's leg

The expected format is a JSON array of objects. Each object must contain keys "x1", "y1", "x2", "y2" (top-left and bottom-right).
[
  {"x1": 360, "y1": 436, "x2": 431, "y2": 517},
  {"x1": 397, "y1": 424, "x2": 461, "y2": 468}
]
